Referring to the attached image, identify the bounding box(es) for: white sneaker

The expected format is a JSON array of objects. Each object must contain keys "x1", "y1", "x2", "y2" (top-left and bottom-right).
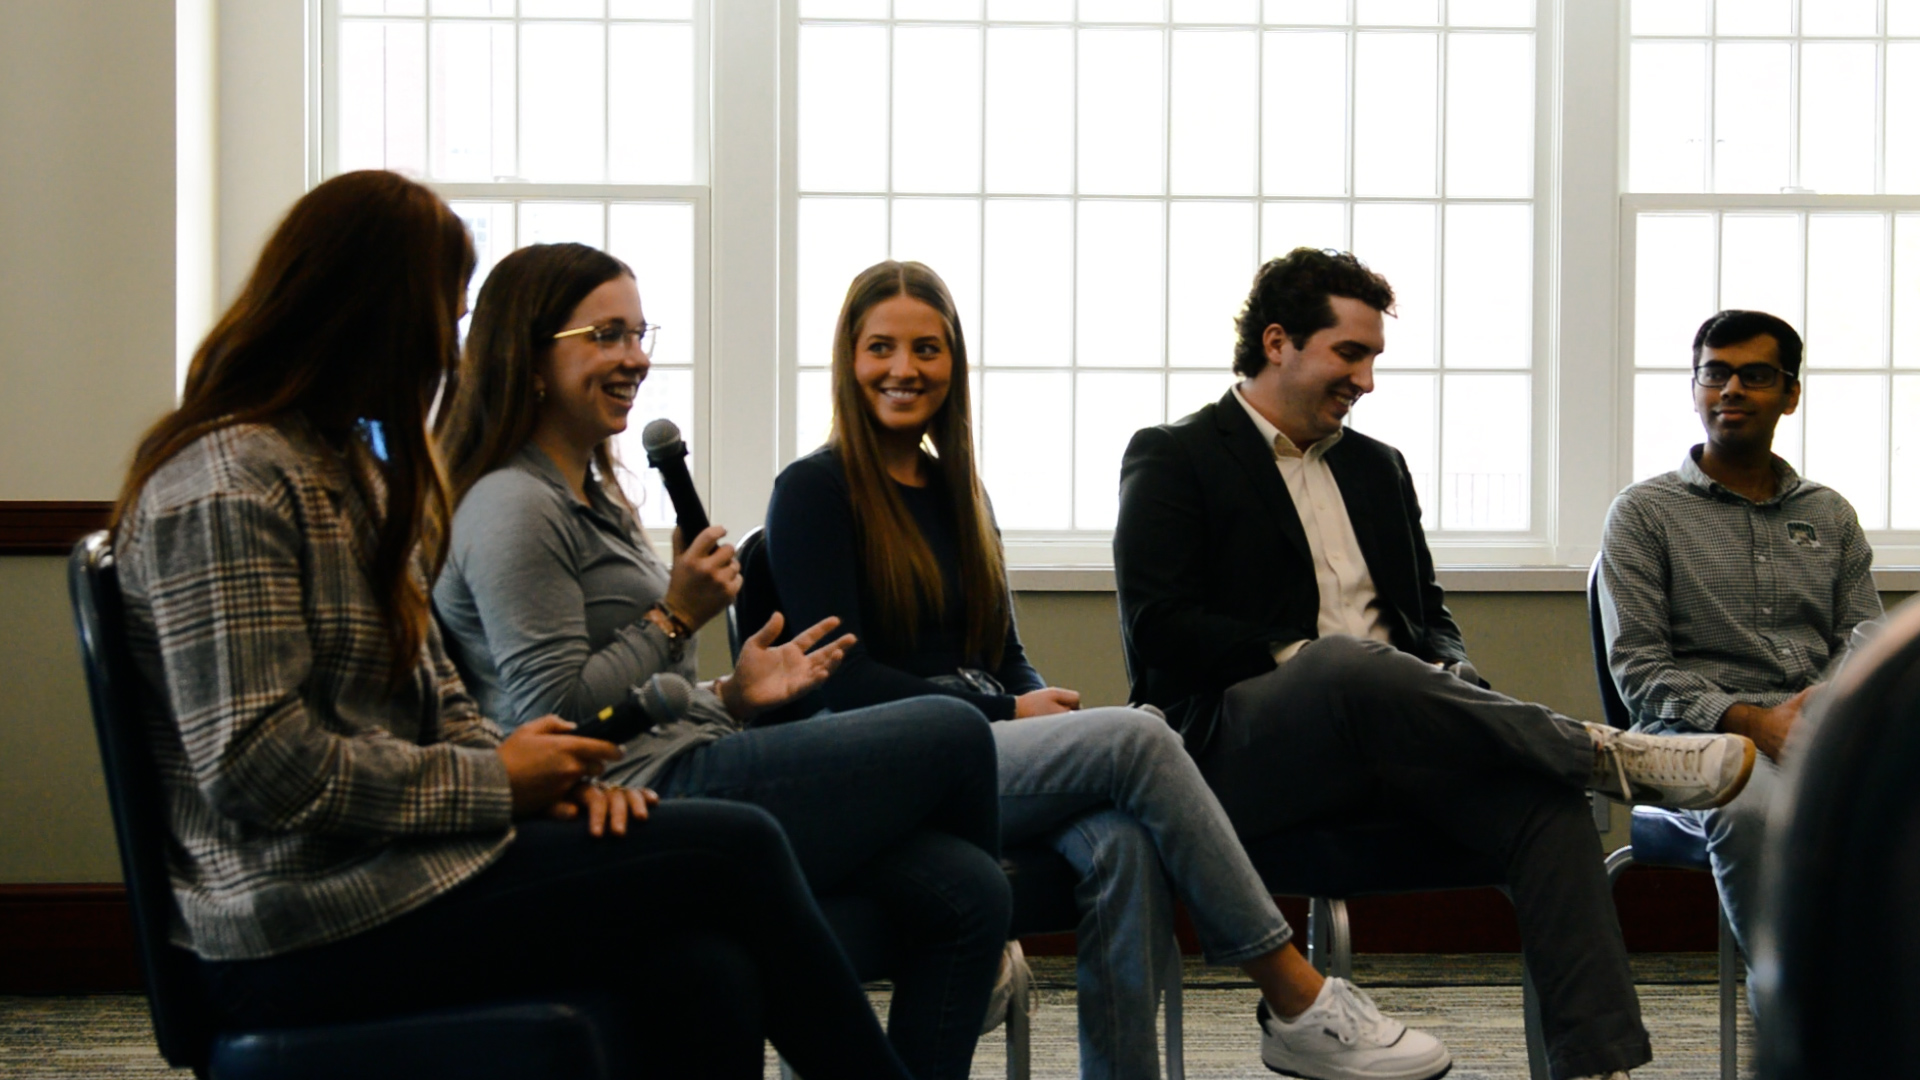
[
  {"x1": 1587, "y1": 724, "x2": 1756, "y2": 810},
  {"x1": 1259, "y1": 977, "x2": 1452, "y2": 1080},
  {"x1": 978, "y1": 941, "x2": 1032, "y2": 1035}
]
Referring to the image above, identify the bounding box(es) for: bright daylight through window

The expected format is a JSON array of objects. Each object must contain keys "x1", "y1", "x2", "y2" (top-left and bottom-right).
[{"x1": 793, "y1": 0, "x2": 1541, "y2": 535}]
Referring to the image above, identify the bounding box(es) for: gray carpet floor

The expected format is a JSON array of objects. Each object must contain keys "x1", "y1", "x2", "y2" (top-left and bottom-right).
[{"x1": 0, "y1": 955, "x2": 1753, "y2": 1079}]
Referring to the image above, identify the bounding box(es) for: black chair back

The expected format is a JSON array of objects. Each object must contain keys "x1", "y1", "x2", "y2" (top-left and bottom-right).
[
  {"x1": 1585, "y1": 556, "x2": 1635, "y2": 730},
  {"x1": 67, "y1": 531, "x2": 214, "y2": 1070},
  {"x1": 1759, "y1": 597, "x2": 1920, "y2": 1078},
  {"x1": 728, "y1": 526, "x2": 777, "y2": 662}
]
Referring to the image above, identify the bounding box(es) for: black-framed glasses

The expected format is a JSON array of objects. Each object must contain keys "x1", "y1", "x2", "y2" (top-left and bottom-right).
[
  {"x1": 553, "y1": 320, "x2": 659, "y2": 355},
  {"x1": 1693, "y1": 361, "x2": 1794, "y2": 390}
]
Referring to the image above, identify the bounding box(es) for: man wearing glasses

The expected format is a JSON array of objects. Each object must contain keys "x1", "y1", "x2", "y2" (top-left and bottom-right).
[{"x1": 1597, "y1": 309, "x2": 1883, "y2": 1002}]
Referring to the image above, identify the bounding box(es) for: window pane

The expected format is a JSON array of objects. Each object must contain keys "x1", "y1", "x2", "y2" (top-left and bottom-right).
[
  {"x1": 1262, "y1": 32, "x2": 1346, "y2": 196},
  {"x1": 1358, "y1": 0, "x2": 1437, "y2": 24},
  {"x1": 1801, "y1": 0, "x2": 1877, "y2": 37},
  {"x1": 1888, "y1": 44, "x2": 1920, "y2": 193},
  {"x1": 1631, "y1": 0, "x2": 1706, "y2": 35},
  {"x1": 1895, "y1": 375, "x2": 1920, "y2": 528},
  {"x1": 1261, "y1": 201, "x2": 1347, "y2": 260},
  {"x1": 1805, "y1": 214, "x2": 1888, "y2": 368},
  {"x1": 1713, "y1": 43, "x2": 1789, "y2": 194},
  {"x1": 518, "y1": 201, "x2": 604, "y2": 247},
  {"x1": 894, "y1": 27, "x2": 983, "y2": 194},
  {"x1": 896, "y1": 0, "x2": 984, "y2": 18},
  {"x1": 1168, "y1": 201, "x2": 1257, "y2": 367},
  {"x1": 1716, "y1": 0, "x2": 1789, "y2": 36},
  {"x1": 608, "y1": 202, "x2": 695, "y2": 368},
  {"x1": 1082, "y1": 0, "x2": 1166, "y2": 19},
  {"x1": 1171, "y1": 30, "x2": 1259, "y2": 195},
  {"x1": 1635, "y1": 214, "x2": 1716, "y2": 368},
  {"x1": 1629, "y1": 42, "x2": 1707, "y2": 193},
  {"x1": 1633, "y1": 372, "x2": 1700, "y2": 481},
  {"x1": 892, "y1": 198, "x2": 983, "y2": 348},
  {"x1": 982, "y1": 200, "x2": 1074, "y2": 366},
  {"x1": 799, "y1": 25, "x2": 888, "y2": 193},
  {"x1": 797, "y1": 198, "x2": 888, "y2": 366},
  {"x1": 1265, "y1": 0, "x2": 1347, "y2": 23},
  {"x1": 610, "y1": 23, "x2": 694, "y2": 185},
  {"x1": 1352, "y1": 202, "x2": 1437, "y2": 368},
  {"x1": 980, "y1": 372, "x2": 1073, "y2": 529},
  {"x1": 522, "y1": 0, "x2": 602, "y2": 15},
  {"x1": 351, "y1": 0, "x2": 426, "y2": 12},
  {"x1": 989, "y1": 0, "x2": 1073, "y2": 16},
  {"x1": 986, "y1": 28, "x2": 1074, "y2": 195},
  {"x1": 1168, "y1": 371, "x2": 1234, "y2": 420},
  {"x1": 1803, "y1": 373, "x2": 1889, "y2": 529},
  {"x1": 796, "y1": 370, "x2": 834, "y2": 459},
  {"x1": 1448, "y1": 0, "x2": 1531, "y2": 27},
  {"x1": 1174, "y1": 0, "x2": 1257, "y2": 22},
  {"x1": 1349, "y1": 372, "x2": 1437, "y2": 515},
  {"x1": 1894, "y1": 0, "x2": 1920, "y2": 35},
  {"x1": 340, "y1": 21, "x2": 427, "y2": 175},
  {"x1": 1897, "y1": 215, "x2": 1920, "y2": 368},
  {"x1": 1440, "y1": 373, "x2": 1528, "y2": 529},
  {"x1": 1353, "y1": 33, "x2": 1438, "y2": 196},
  {"x1": 1075, "y1": 373, "x2": 1165, "y2": 528},
  {"x1": 1079, "y1": 29, "x2": 1166, "y2": 195},
  {"x1": 611, "y1": 0, "x2": 692, "y2": 14},
  {"x1": 1445, "y1": 32, "x2": 1533, "y2": 198},
  {"x1": 430, "y1": 22, "x2": 512, "y2": 181},
  {"x1": 1078, "y1": 201, "x2": 1166, "y2": 367},
  {"x1": 451, "y1": 201, "x2": 514, "y2": 306},
  {"x1": 801, "y1": 0, "x2": 887, "y2": 16},
  {"x1": 1719, "y1": 213, "x2": 1802, "y2": 328},
  {"x1": 520, "y1": 23, "x2": 605, "y2": 182},
  {"x1": 1443, "y1": 203, "x2": 1531, "y2": 369},
  {"x1": 1799, "y1": 43, "x2": 1877, "y2": 195}
]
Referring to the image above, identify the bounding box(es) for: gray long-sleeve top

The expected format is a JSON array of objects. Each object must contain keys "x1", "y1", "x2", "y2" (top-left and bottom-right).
[
  {"x1": 1597, "y1": 447, "x2": 1882, "y2": 735},
  {"x1": 434, "y1": 444, "x2": 734, "y2": 782}
]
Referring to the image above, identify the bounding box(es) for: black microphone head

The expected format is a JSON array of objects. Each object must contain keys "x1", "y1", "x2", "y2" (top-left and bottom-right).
[
  {"x1": 640, "y1": 672, "x2": 695, "y2": 722},
  {"x1": 641, "y1": 418, "x2": 686, "y2": 464}
]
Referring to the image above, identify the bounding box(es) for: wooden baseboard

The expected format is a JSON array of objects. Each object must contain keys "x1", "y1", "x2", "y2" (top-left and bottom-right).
[
  {"x1": 0, "y1": 501, "x2": 113, "y2": 555},
  {"x1": 0, "y1": 870, "x2": 1717, "y2": 993}
]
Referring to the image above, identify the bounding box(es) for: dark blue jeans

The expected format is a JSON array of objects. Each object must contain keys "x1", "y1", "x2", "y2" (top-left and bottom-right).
[
  {"x1": 198, "y1": 802, "x2": 913, "y2": 1080},
  {"x1": 651, "y1": 695, "x2": 1010, "y2": 1080}
]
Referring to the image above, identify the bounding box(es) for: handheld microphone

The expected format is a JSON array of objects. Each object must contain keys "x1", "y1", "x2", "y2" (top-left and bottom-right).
[
  {"x1": 641, "y1": 419, "x2": 710, "y2": 542},
  {"x1": 573, "y1": 672, "x2": 696, "y2": 744}
]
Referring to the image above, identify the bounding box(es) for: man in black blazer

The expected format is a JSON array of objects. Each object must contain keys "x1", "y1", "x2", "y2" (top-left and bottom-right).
[{"x1": 1113, "y1": 248, "x2": 1758, "y2": 1080}]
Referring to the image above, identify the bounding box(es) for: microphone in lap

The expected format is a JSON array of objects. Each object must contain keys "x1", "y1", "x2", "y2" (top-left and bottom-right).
[
  {"x1": 573, "y1": 672, "x2": 696, "y2": 744},
  {"x1": 641, "y1": 418, "x2": 709, "y2": 542}
]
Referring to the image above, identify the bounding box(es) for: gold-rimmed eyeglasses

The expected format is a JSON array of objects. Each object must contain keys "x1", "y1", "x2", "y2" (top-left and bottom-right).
[{"x1": 553, "y1": 320, "x2": 659, "y2": 355}]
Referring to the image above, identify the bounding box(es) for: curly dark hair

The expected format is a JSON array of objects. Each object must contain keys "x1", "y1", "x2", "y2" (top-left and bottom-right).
[
  {"x1": 1692, "y1": 309, "x2": 1804, "y2": 376},
  {"x1": 1232, "y1": 248, "x2": 1396, "y2": 378}
]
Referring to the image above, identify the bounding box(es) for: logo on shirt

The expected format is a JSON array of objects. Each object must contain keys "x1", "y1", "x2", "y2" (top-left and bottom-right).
[{"x1": 1787, "y1": 521, "x2": 1820, "y2": 548}]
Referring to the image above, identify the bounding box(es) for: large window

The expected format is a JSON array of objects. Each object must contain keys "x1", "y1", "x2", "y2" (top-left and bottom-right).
[
  {"x1": 790, "y1": 0, "x2": 1543, "y2": 542},
  {"x1": 1625, "y1": 0, "x2": 1920, "y2": 548},
  {"x1": 328, "y1": 0, "x2": 708, "y2": 521}
]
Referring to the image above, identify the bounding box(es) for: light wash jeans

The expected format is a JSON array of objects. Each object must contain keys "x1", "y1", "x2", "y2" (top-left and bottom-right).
[
  {"x1": 994, "y1": 706, "x2": 1293, "y2": 1080},
  {"x1": 1689, "y1": 752, "x2": 1780, "y2": 986}
]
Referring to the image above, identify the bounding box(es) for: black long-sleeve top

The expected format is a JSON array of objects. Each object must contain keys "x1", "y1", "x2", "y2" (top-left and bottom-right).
[{"x1": 764, "y1": 448, "x2": 1043, "y2": 721}]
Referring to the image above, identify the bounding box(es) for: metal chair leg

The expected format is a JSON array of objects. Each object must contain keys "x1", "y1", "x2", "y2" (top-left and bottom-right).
[
  {"x1": 1307, "y1": 897, "x2": 1354, "y2": 979},
  {"x1": 1007, "y1": 945, "x2": 1032, "y2": 1080},
  {"x1": 1718, "y1": 907, "x2": 1738, "y2": 1080}
]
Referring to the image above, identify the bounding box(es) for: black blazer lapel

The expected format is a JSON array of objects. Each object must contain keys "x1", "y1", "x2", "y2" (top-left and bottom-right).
[{"x1": 1211, "y1": 390, "x2": 1313, "y2": 564}]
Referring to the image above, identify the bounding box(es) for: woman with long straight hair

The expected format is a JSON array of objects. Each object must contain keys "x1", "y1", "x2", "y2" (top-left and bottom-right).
[
  {"x1": 761, "y1": 260, "x2": 1453, "y2": 1080},
  {"x1": 433, "y1": 241, "x2": 1011, "y2": 1080},
  {"x1": 112, "y1": 172, "x2": 922, "y2": 1080}
]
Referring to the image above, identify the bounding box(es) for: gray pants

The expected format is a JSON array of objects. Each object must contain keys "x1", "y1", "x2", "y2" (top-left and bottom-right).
[{"x1": 1195, "y1": 635, "x2": 1652, "y2": 1080}]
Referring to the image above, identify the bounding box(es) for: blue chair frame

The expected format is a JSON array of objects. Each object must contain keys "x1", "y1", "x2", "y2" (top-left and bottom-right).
[
  {"x1": 69, "y1": 532, "x2": 633, "y2": 1079},
  {"x1": 1587, "y1": 556, "x2": 1740, "y2": 1080}
]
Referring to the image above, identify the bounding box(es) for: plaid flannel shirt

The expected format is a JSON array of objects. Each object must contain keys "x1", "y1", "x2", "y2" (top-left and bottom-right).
[
  {"x1": 116, "y1": 418, "x2": 514, "y2": 961},
  {"x1": 1598, "y1": 447, "x2": 1882, "y2": 735}
]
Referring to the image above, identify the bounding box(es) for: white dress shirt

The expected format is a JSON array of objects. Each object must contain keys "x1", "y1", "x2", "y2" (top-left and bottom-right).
[{"x1": 1232, "y1": 384, "x2": 1393, "y2": 662}]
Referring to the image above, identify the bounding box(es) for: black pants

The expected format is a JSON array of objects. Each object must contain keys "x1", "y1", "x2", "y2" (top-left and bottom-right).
[
  {"x1": 1198, "y1": 635, "x2": 1652, "y2": 1080},
  {"x1": 197, "y1": 802, "x2": 913, "y2": 1080}
]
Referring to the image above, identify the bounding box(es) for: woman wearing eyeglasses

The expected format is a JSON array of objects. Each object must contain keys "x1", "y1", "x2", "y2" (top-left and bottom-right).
[
  {"x1": 761, "y1": 260, "x2": 1453, "y2": 1080},
  {"x1": 110, "y1": 172, "x2": 927, "y2": 1080},
  {"x1": 434, "y1": 242, "x2": 1011, "y2": 1080}
]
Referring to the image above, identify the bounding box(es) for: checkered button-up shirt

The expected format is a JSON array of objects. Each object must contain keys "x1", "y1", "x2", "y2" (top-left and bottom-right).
[
  {"x1": 116, "y1": 418, "x2": 514, "y2": 961},
  {"x1": 1597, "y1": 447, "x2": 1882, "y2": 735}
]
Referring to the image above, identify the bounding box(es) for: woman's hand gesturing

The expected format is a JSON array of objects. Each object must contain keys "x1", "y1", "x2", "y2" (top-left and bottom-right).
[
  {"x1": 718, "y1": 613, "x2": 855, "y2": 722},
  {"x1": 663, "y1": 524, "x2": 740, "y2": 632}
]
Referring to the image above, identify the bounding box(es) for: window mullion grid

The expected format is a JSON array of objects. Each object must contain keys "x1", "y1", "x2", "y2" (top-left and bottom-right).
[
  {"x1": 1151, "y1": 16, "x2": 1173, "y2": 535},
  {"x1": 603, "y1": 7, "x2": 612, "y2": 186},
  {"x1": 1434, "y1": 23, "x2": 1451, "y2": 529}
]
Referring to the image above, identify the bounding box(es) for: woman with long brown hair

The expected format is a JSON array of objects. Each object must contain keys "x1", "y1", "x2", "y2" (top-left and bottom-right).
[
  {"x1": 433, "y1": 242, "x2": 1012, "y2": 1080},
  {"x1": 112, "y1": 172, "x2": 922, "y2": 1079},
  {"x1": 762, "y1": 260, "x2": 1452, "y2": 1080}
]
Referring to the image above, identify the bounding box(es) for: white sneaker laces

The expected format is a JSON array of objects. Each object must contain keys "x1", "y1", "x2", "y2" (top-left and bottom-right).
[
  {"x1": 1319, "y1": 980, "x2": 1396, "y2": 1046},
  {"x1": 1597, "y1": 729, "x2": 1705, "y2": 801}
]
